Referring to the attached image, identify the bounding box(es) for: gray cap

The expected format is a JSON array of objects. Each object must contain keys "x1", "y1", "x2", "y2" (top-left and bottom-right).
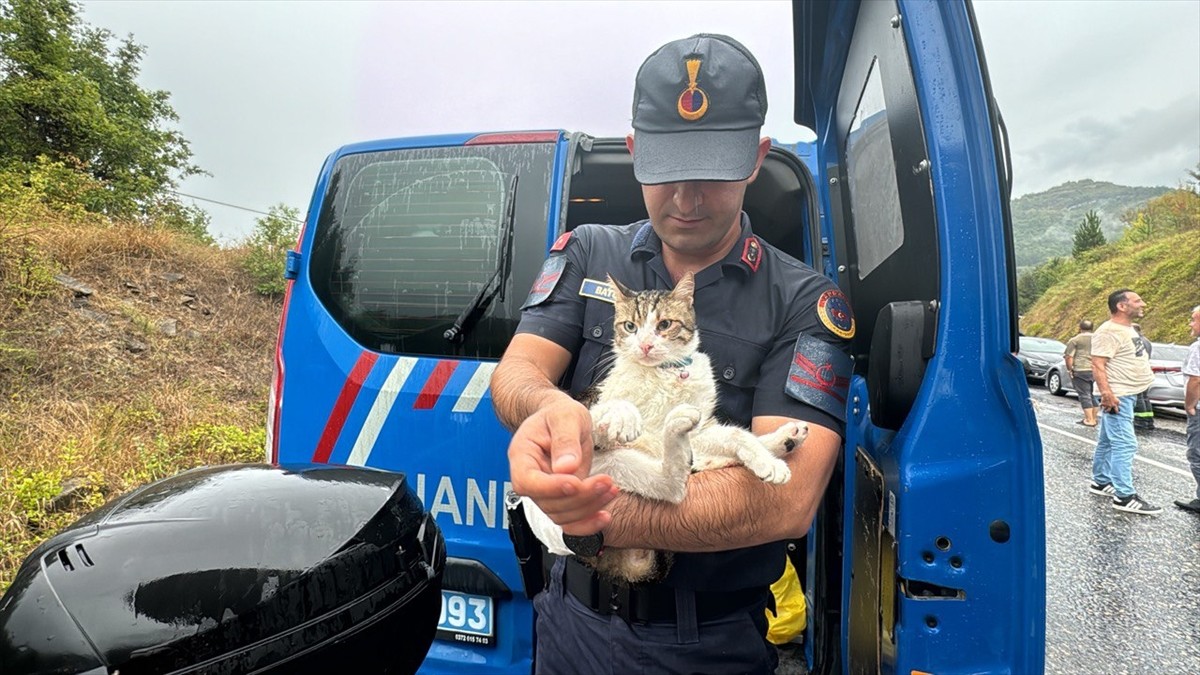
[{"x1": 631, "y1": 33, "x2": 767, "y2": 185}]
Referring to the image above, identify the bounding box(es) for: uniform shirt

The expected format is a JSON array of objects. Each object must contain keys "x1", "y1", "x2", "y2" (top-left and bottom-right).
[
  {"x1": 1063, "y1": 332, "x2": 1093, "y2": 372},
  {"x1": 516, "y1": 215, "x2": 854, "y2": 591},
  {"x1": 1090, "y1": 320, "x2": 1154, "y2": 396}
]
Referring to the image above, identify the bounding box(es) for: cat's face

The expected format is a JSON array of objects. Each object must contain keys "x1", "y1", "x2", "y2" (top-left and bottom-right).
[{"x1": 608, "y1": 273, "x2": 698, "y2": 366}]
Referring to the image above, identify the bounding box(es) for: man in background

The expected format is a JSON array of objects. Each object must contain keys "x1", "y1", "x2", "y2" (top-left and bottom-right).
[
  {"x1": 1064, "y1": 319, "x2": 1097, "y2": 427},
  {"x1": 1089, "y1": 289, "x2": 1160, "y2": 514},
  {"x1": 1175, "y1": 305, "x2": 1200, "y2": 514},
  {"x1": 1131, "y1": 323, "x2": 1155, "y2": 431}
]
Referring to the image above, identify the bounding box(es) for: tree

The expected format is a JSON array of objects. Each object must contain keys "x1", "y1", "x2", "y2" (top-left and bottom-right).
[
  {"x1": 1071, "y1": 210, "x2": 1105, "y2": 258},
  {"x1": 242, "y1": 204, "x2": 301, "y2": 296},
  {"x1": 0, "y1": 0, "x2": 201, "y2": 221}
]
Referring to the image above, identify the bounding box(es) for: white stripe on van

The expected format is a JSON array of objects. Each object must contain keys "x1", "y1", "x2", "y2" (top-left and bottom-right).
[
  {"x1": 346, "y1": 357, "x2": 418, "y2": 467},
  {"x1": 453, "y1": 362, "x2": 497, "y2": 413}
]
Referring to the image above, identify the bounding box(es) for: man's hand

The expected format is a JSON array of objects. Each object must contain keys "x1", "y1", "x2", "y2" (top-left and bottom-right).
[
  {"x1": 507, "y1": 396, "x2": 617, "y2": 536},
  {"x1": 1099, "y1": 391, "x2": 1119, "y2": 413}
]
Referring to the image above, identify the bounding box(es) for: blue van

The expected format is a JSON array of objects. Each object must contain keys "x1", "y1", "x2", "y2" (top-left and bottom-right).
[{"x1": 268, "y1": 1, "x2": 1045, "y2": 672}]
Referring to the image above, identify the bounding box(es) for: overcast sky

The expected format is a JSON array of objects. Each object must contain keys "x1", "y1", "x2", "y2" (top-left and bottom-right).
[{"x1": 78, "y1": 0, "x2": 1200, "y2": 243}]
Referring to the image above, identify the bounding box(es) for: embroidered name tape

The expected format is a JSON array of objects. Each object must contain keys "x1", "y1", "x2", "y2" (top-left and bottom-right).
[{"x1": 579, "y1": 278, "x2": 616, "y2": 304}]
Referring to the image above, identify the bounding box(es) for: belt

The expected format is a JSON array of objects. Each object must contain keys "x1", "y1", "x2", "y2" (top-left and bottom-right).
[{"x1": 562, "y1": 556, "x2": 766, "y2": 624}]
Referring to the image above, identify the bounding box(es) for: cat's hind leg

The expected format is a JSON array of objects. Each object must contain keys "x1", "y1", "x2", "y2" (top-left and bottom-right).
[
  {"x1": 690, "y1": 425, "x2": 792, "y2": 484},
  {"x1": 757, "y1": 421, "x2": 808, "y2": 457}
]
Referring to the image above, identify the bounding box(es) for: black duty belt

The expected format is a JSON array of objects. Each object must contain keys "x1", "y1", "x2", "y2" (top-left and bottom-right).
[{"x1": 562, "y1": 556, "x2": 766, "y2": 624}]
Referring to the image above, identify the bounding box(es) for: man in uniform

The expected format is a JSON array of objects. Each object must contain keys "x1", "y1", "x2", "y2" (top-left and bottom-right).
[
  {"x1": 491, "y1": 34, "x2": 853, "y2": 673},
  {"x1": 1175, "y1": 305, "x2": 1200, "y2": 513},
  {"x1": 1064, "y1": 319, "x2": 1097, "y2": 426},
  {"x1": 1089, "y1": 288, "x2": 1160, "y2": 514}
]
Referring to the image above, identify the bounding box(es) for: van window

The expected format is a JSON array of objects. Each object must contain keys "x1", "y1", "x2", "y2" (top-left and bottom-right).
[
  {"x1": 308, "y1": 144, "x2": 556, "y2": 357},
  {"x1": 846, "y1": 58, "x2": 903, "y2": 281}
]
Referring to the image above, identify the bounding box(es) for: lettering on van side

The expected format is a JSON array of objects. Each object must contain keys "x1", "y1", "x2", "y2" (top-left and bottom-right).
[{"x1": 414, "y1": 473, "x2": 514, "y2": 530}]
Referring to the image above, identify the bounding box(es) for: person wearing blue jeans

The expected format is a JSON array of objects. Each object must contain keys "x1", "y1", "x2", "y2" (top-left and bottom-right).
[{"x1": 1089, "y1": 288, "x2": 1160, "y2": 514}]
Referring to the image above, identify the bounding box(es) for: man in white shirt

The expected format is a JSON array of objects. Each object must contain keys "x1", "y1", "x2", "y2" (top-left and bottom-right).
[{"x1": 1174, "y1": 305, "x2": 1200, "y2": 513}]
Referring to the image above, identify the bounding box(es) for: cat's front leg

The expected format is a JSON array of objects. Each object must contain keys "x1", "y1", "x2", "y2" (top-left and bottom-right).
[{"x1": 590, "y1": 399, "x2": 643, "y2": 447}]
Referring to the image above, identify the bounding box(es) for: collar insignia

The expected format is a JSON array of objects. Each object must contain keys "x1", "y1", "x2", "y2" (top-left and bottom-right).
[
  {"x1": 677, "y1": 58, "x2": 709, "y2": 121},
  {"x1": 741, "y1": 237, "x2": 762, "y2": 273},
  {"x1": 550, "y1": 231, "x2": 572, "y2": 252}
]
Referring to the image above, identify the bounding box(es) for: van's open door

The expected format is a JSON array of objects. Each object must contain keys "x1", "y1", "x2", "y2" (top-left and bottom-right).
[{"x1": 793, "y1": 1, "x2": 1045, "y2": 672}]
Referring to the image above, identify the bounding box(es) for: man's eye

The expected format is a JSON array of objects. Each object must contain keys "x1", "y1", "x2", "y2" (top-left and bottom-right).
[
  {"x1": 657, "y1": 320, "x2": 672, "y2": 331},
  {"x1": 623, "y1": 321, "x2": 637, "y2": 332}
]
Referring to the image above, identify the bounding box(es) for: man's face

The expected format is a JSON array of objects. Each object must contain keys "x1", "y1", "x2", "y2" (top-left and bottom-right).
[
  {"x1": 1190, "y1": 310, "x2": 1200, "y2": 338},
  {"x1": 1117, "y1": 292, "x2": 1147, "y2": 319},
  {"x1": 627, "y1": 135, "x2": 770, "y2": 259},
  {"x1": 640, "y1": 179, "x2": 751, "y2": 257}
]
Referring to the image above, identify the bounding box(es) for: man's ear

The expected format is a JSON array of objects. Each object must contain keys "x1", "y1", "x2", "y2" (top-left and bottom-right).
[{"x1": 746, "y1": 137, "x2": 772, "y2": 183}]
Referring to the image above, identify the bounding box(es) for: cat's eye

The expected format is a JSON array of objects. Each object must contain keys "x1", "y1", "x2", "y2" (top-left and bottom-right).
[
  {"x1": 656, "y1": 320, "x2": 672, "y2": 331},
  {"x1": 622, "y1": 321, "x2": 637, "y2": 332}
]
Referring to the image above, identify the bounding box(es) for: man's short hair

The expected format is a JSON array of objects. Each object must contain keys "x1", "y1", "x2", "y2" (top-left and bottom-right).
[
  {"x1": 1079, "y1": 319, "x2": 1093, "y2": 331},
  {"x1": 1108, "y1": 288, "x2": 1133, "y2": 314}
]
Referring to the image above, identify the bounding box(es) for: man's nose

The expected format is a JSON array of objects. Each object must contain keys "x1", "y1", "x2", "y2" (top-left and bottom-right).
[{"x1": 672, "y1": 182, "x2": 703, "y2": 212}]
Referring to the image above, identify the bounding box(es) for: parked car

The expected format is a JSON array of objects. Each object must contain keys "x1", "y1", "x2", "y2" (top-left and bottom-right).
[
  {"x1": 1016, "y1": 336, "x2": 1067, "y2": 382},
  {"x1": 1046, "y1": 341, "x2": 1186, "y2": 411}
]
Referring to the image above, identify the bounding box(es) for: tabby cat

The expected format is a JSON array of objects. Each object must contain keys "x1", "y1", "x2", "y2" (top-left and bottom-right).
[{"x1": 522, "y1": 271, "x2": 807, "y2": 583}]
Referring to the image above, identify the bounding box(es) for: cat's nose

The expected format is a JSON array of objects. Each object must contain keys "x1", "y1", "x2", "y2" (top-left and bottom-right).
[{"x1": 640, "y1": 343, "x2": 652, "y2": 355}]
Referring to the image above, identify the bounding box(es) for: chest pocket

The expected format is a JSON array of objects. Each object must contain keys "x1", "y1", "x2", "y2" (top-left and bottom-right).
[
  {"x1": 570, "y1": 300, "x2": 617, "y2": 396},
  {"x1": 700, "y1": 331, "x2": 768, "y2": 426}
]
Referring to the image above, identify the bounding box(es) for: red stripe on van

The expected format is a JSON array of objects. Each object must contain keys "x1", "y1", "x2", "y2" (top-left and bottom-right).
[
  {"x1": 312, "y1": 352, "x2": 379, "y2": 463},
  {"x1": 414, "y1": 360, "x2": 459, "y2": 409}
]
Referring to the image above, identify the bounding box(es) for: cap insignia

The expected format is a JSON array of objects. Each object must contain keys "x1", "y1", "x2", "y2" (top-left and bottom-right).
[{"x1": 677, "y1": 58, "x2": 709, "y2": 121}]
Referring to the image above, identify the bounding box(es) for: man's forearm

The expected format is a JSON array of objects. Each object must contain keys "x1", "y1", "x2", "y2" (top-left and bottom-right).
[
  {"x1": 1186, "y1": 376, "x2": 1199, "y2": 413},
  {"x1": 603, "y1": 427, "x2": 841, "y2": 552},
  {"x1": 1093, "y1": 358, "x2": 1111, "y2": 394},
  {"x1": 492, "y1": 355, "x2": 573, "y2": 431}
]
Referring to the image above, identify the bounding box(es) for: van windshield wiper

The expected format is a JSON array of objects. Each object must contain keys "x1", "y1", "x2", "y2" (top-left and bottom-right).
[{"x1": 443, "y1": 174, "x2": 519, "y2": 343}]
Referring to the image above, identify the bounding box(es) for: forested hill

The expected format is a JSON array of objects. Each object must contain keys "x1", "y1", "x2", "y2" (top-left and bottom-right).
[{"x1": 1011, "y1": 180, "x2": 1171, "y2": 268}]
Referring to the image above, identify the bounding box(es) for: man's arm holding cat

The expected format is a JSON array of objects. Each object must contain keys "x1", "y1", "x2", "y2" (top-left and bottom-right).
[
  {"x1": 495, "y1": 332, "x2": 839, "y2": 547},
  {"x1": 602, "y1": 418, "x2": 839, "y2": 552}
]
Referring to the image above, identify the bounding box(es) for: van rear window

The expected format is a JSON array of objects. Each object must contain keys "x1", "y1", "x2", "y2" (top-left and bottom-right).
[{"x1": 308, "y1": 144, "x2": 556, "y2": 357}]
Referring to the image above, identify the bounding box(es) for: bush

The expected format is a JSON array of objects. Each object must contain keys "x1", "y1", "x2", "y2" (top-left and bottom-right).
[{"x1": 242, "y1": 204, "x2": 301, "y2": 296}]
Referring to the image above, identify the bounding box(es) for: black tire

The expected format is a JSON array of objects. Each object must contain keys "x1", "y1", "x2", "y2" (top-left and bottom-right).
[{"x1": 1046, "y1": 371, "x2": 1065, "y2": 396}]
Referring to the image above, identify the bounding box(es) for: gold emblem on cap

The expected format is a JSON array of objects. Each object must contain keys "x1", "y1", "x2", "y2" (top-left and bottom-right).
[{"x1": 676, "y1": 58, "x2": 709, "y2": 121}]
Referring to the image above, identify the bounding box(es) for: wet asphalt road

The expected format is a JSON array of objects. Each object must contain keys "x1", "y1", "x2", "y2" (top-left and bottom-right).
[{"x1": 1031, "y1": 384, "x2": 1200, "y2": 675}]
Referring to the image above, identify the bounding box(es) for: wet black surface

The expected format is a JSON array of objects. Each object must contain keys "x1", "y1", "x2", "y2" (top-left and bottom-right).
[{"x1": 1032, "y1": 384, "x2": 1200, "y2": 674}]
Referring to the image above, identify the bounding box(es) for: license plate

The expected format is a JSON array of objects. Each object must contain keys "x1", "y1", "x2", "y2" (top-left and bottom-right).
[{"x1": 436, "y1": 590, "x2": 495, "y2": 646}]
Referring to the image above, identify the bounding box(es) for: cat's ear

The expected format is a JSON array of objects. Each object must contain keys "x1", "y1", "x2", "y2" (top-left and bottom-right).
[
  {"x1": 607, "y1": 274, "x2": 635, "y2": 299},
  {"x1": 672, "y1": 272, "x2": 695, "y2": 302}
]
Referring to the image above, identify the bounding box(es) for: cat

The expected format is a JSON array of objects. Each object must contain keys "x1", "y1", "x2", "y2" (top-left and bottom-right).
[{"x1": 522, "y1": 271, "x2": 807, "y2": 583}]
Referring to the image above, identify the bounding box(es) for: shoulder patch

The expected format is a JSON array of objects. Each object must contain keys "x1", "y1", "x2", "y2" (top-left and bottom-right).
[
  {"x1": 785, "y1": 333, "x2": 852, "y2": 422},
  {"x1": 550, "y1": 231, "x2": 573, "y2": 252},
  {"x1": 579, "y1": 278, "x2": 615, "y2": 304},
  {"x1": 520, "y1": 255, "x2": 568, "y2": 309},
  {"x1": 741, "y1": 237, "x2": 762, "y2": 273},
  {"x1": 817, "y1": 289, "x2": 855, "y2": 339}
]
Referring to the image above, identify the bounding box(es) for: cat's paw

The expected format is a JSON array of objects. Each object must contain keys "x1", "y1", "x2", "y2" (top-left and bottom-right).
[
  {"x1": 763, "y1": 421, "x2": 809, "y2": 456},
  {"x1": 750, "y1": 457, "x2": 792, "y2": 485},
  {"x1": 593, "y1": 400, "x2": 642, "y2": 444},
  {"x1": 665, "y1": 404, "x2": 701, "y2": 436}
]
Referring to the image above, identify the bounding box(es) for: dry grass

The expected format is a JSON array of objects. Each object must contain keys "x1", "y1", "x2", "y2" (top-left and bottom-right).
[{"x1": 0, "y1": 213, "x2": 279, "y2": 590}]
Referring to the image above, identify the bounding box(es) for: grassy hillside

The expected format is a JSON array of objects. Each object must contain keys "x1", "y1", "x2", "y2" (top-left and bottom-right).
[
  {"x1": 0, "y1": 209, "x2": 278, "y2": 590},
  {"x1": 1012, "y1": 180, "x2": 1171, "y2": 268},
  {"x1": 1022, "y1": 226, "x2": 1200, "y2": 343}
]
